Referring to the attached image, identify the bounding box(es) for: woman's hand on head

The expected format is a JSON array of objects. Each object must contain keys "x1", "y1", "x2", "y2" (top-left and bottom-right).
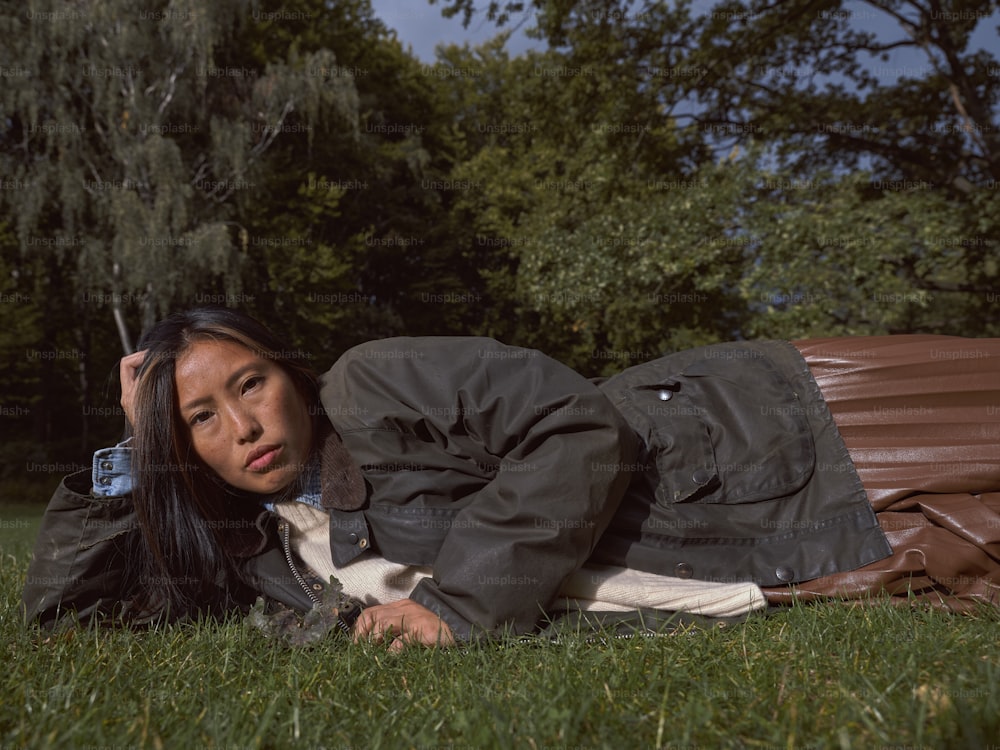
[
  {"x1": 119, "y1": 349, "x2": 147, "y2": 428},
  {"x1": 353, "y1": 598, "x2": 456, "y2": 652}
]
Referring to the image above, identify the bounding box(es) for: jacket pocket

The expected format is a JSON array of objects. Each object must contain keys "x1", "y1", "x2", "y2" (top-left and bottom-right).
[{"x1": 620, "y1": 351, "x2": 816, "y2": 505}]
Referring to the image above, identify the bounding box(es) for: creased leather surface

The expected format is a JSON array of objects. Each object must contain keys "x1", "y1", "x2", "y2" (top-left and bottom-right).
[{"x1": 762, "y1": 335, "x2": 1000, "y2": 611}]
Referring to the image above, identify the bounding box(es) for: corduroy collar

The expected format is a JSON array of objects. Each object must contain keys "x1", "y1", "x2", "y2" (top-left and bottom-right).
[{"x1": 317, "y1": 423, "x2": 367, "y2": 511}]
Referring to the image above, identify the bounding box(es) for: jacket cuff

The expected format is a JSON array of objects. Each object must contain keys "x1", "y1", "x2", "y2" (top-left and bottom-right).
[
  {"x1": 92, "y1": 439, "x2": 133, "y2": 497},
  {"x1": 409, "y1": 579, "x2": 492, "y2": 644}
]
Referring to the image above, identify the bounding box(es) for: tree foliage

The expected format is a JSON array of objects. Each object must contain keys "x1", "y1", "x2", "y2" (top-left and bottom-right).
[
  {"x1": 425, "y1": 0, "x2": 999, "y2": 373},
  {"x1": 2, "y1": 0, "x2": 359, "y2": 336}
]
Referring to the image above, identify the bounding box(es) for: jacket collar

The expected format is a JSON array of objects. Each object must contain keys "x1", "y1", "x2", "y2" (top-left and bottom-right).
[{"x1": 317, "y1": 423, "x2": 367, "y2": 511}]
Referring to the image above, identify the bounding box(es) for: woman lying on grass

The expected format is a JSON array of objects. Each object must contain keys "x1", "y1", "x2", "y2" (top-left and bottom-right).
[{"x1": 22, "y1": 308, "x2": 1000, "y2": 647}]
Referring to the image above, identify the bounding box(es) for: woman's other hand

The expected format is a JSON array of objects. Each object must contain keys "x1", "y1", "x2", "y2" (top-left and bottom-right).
[
  {"x1": 119, "y1": 349, "x2": 147, "y2": 428},
  {"x1": 353, "y1": 598, "x2": 456, "y2": 651}
]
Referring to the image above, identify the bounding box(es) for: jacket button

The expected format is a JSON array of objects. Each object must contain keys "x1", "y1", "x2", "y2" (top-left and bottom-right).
[
  {"x1": 674, "y1": 562, "x2": 693, "y2": 579},
  {"x1": 100, "y1": 460, "x2": 114, "y2": 471},
  {"x1": 99, "y1": 476, "x2": 112, "y2": 485},
  {"x1": 775, "y1": 566, "x2": 795, "y2": 582},
  {"x1": 692, "y1": 468, "x2": 711, "y2": 485},
  {"x1": 657, "y1": 389, "x2": 673, "y2": 401},
  {"x1": 348, "y1": 532, "x2": 359, "y2": 544}
]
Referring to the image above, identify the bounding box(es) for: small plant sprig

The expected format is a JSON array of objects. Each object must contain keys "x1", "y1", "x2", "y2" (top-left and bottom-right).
[{"x1": 244, "y1": 577, "x2": 356, "y2": 647}]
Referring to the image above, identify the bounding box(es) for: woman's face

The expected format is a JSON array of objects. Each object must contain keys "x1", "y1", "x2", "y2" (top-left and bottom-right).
[{"x1": 174, "y1": 339, "x2": 313, "y2": 495}]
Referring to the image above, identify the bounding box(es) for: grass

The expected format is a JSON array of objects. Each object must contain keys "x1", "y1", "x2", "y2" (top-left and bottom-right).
[{"x1": 2, "y1": 503, "x2": 998, "y2": 750}]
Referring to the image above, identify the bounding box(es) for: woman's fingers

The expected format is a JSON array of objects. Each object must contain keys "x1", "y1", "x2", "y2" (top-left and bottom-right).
[
  {"x1": 352, "y1": 598, "x2": 456, "y2": 649},
  {"x1": 119, "y1": 349, "x2": 148, "y2": 427}
]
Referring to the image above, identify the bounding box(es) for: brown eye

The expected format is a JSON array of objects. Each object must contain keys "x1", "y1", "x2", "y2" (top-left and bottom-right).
[{"x1": 242, "y1": 376, "x2": 264, "y2": 394}]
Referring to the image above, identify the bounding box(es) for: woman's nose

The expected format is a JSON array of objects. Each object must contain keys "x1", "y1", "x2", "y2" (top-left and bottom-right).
[{"x1": 229, "y1": 406, "x2": 262, "y2": 441}]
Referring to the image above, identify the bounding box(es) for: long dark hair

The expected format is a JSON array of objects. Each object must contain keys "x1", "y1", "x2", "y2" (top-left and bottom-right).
[{"x1": 129, "y1": 307, "x2": 320, "y2": 618}]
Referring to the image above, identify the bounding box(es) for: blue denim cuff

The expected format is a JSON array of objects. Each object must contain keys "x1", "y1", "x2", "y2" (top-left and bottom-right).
[{"x1": 92, "y1": 440, "x2": 133, "y2": 497}]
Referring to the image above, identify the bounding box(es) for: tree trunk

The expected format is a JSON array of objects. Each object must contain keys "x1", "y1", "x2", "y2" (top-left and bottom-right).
[{"x1": 111, "y1": 262, "x2": 134, "y2": 355}]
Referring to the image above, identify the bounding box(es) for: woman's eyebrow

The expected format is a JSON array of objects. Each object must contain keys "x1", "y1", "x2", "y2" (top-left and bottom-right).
[{"x1": 180, "y1": 363, "x2": 259, "y2": 412}]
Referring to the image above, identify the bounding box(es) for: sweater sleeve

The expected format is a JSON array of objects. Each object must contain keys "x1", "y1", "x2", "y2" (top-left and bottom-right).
[
  {"x1": 321, "y1": 337, "x2": 639, "y2": 639},
  {"x1": 558, "y1": 564, "x2": 767, "y2": 618}
]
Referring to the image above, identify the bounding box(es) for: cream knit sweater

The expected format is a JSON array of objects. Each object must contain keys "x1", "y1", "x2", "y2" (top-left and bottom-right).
[{"x1": 273, "y1": 501, "x2": 766, "y2": 618}]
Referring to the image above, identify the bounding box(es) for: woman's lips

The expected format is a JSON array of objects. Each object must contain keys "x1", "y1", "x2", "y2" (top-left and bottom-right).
[{"x1": 245, "y1": 445, "x2": 282, "y2": 471}]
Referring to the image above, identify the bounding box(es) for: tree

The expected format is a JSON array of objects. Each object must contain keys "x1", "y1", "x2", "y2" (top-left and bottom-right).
[
  {"x1": 426, "y1": 0, "x2": 999, "y2": 366},
  {"x1": 421, "y1": 35, "x2": 744, "y2": 372},
  {"x1": 1, "y1": 0, "x2": 358, "y2": 344},
  {"x1": 444, "y1": 65, "x2": 1000, "y2": 367},
  {"x1": 432, "y1": 0, "x2": 999, "y2": 186},
  {"x1": 229, "y1": 0, "x2": 480, "y2": 357},
  {"x1": 0, "y1": 0, "x2": 357, "y2": 468}
]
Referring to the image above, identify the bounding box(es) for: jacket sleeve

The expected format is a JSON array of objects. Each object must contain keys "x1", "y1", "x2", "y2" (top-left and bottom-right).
[
  {"x1": 321, "y1": 337, "x2": 639, "y2": 639},
  {"x1": 22, "y1": 468, "x2": 144, "y2": 627}
]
